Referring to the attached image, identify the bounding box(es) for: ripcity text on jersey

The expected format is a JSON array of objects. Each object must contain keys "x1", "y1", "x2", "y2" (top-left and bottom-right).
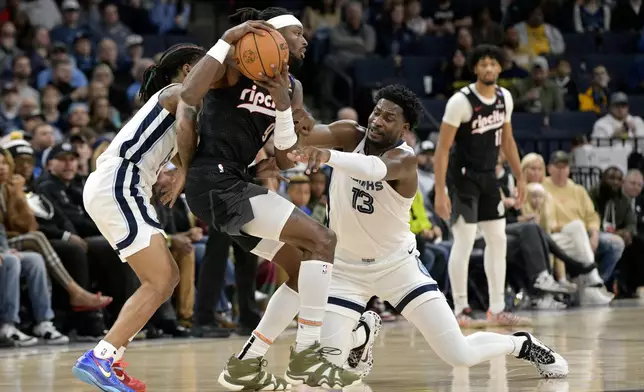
[
  {"x1": 193, "y1": 75, "x2": 295, "y2": 169},
  {"x1": 328, "y1": 135, "x2": 417, "y2": 262},
  {"x1": 450, "y1": 85, "x2": 506, "y2": 173}
]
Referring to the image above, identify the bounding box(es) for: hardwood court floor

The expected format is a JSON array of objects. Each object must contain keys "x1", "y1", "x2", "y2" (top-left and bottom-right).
[{"x1": 2, "y1": 300, "x2": 644, "y2": 392}]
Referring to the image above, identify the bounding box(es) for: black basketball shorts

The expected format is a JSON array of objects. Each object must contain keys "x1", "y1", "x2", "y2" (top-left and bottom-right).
[
  {"x1": 185, "y1": 164, "x2": 294, "y2": 261},
  {"x1": 447, "y1": 167, "x2": 505, "y2": 224}
]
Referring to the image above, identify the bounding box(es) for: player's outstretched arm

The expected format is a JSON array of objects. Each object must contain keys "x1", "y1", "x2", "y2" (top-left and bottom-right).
[
  {"x1": 297, "y1": 119, "x2": 364, "y2": 149},
  {"x1": 287, "y1": 146, "x2": 416, "y2": 182},
  {"x1": 180, "y1": 21, "x2": 273, "y2": 107}
]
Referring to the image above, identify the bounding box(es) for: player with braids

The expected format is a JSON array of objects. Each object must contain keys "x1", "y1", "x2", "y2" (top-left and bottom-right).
[{"x1": 71, "y1": 43, "x2": 216, "y2": 392}]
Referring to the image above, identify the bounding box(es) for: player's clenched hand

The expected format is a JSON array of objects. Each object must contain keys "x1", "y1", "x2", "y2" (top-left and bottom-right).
[
  {"x1": 287, "y1": 146, "x2": 331, "y2": 174},
  {"x1": 255, "y1": 60, "x2": 290, "y2": 110},
  {"x1": 222, "y1": 20, "x2": 274, "y2": 44},
  {"x1": 159, "y1": 169, "x2": 186, "y2": 208},
  {"x1": 254, "y1": 157, "x2": 289, "y2": 183},
  {"x1": 434, "y1": 191, "x2": 451, "y2": 221}
]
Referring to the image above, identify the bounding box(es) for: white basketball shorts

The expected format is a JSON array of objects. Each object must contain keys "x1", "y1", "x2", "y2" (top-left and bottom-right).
[{"x1": 83, "y1": 158, "x2": 165, "y2": 261}]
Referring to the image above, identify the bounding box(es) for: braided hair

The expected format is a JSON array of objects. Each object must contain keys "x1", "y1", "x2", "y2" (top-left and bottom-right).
[
  {"x1": 139, "y1": 44, "x2": 205, "y2": 102},
  {"x1": 229, "y1": 7, "x2": 292, "y2": 23}
]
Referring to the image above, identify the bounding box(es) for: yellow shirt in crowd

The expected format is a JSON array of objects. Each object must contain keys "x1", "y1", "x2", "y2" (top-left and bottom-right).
[
  {"x1": 410, "y1": 190, "x2": 432, "y2": 235},
  {"x1": 542, "y1": 177, "x2": 601, "y2": 231},
  {"x1": 526, "y1": 25, "x2": 550, "y2": 56}
]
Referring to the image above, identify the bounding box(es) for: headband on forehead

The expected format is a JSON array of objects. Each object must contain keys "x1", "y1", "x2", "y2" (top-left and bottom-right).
[{"x1": 267, "y1": 14, "x2": 302, "y2": 29}]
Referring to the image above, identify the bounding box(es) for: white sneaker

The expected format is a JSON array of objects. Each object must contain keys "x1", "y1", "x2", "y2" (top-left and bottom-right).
[
  {"x1": 534, "y1": 273, "x2": 576, "y2": 294},
  {"x1": 579, "y1": 287, "x2": 613, "y2": 306},
  {"x1": 32, "y1": 321, "x2": 69, "y2": 345},
  {"x1": 513, "y1": 332, "x2": 568, "y2": 378},
  {"x1": 346, "y1": 311, "x2": 382, "y2": 379},
  {"x1": 0, "y1": 323, "x2": 38, "y2": 347},
  {"x1": 533, "y1": 294, "x2": 567, "y2": 310}
]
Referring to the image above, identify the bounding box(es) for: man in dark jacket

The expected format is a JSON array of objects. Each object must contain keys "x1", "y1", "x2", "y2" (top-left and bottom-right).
[
  {"x1": 34, "y1": 142, "x2": 137, "y2": 324},
  {"x1": 615, "y1": 169, "x2": 644, "y2": 296}
]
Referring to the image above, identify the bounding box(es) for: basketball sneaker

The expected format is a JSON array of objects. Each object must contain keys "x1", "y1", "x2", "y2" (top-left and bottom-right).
[
  {"x1": 456, "y1": 307, "x2": 488, "y2": 329},
  {"x1": 218, "y1": 355, "x2": 291, "y2": 391},
  {"x1": 487, "y1": 310, "x2": 532, "y2": 327},
  {"x1": 72, "y1": 349, "x2": 134, "y2": 392},
  {"x1": 284, "y1": 342, "x2": 362, "y2": 389},
  {"x1": 113, "y1": 361, "x2": 146, "y2": 392},
  {"x1": 513, "y1": 332, "x2": 568, "y2": 378},
  {"x1": 346, "y1": 310, "x2": 382, "y2": 379}
]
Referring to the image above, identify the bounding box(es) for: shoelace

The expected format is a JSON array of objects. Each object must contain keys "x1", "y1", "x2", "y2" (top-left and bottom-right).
[{"x1": 315, "y1": 347, "x2": 348, "y2": 372}]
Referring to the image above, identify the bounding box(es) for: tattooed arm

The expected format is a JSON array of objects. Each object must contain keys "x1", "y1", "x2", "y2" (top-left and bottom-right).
[{"x1": 175, "y1": 99, "x2": 199, "y2": 172}]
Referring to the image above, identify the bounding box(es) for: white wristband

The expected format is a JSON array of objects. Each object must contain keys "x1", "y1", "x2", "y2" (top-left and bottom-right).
[
  {"x1": 207, "y1": 39, "x2": 231, "y2": 65},
  {"x1": 273, "y1": 107, "x2": 298, "y2": 150}
]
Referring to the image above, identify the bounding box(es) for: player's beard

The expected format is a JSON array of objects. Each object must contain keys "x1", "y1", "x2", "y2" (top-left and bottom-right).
[
  {"x1": 288, "y1": 53, "x2": 304, "y2": 75},
  {"x1": 480, "y1": 76, "x2": 497, "y2": 86}
]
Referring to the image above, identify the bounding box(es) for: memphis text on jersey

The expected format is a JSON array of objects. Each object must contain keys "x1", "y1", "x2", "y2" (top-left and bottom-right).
[
  {"x1": 353, "y1": 177, "x2": 384, "y2": 191},
  {"x1": 471, "y1": 109, "x2": 505, "y2": 135}
]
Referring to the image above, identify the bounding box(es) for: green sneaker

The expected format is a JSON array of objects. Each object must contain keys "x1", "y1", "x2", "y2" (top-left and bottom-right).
[
  {"x1": 284, "y1": 342, "x2": 362, "y2": 389},
  {"x1": 217, "y1": 355, "x2": 291, "y2": 391}
]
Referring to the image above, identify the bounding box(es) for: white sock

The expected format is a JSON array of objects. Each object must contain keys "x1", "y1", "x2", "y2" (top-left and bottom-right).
[
  {"x1": 238, "y1": 284, "x2": 300, "y2": 360},
  {"x1": 448, "y1": 218, "x2": 478, "y2": 315},
  {"x1": 296, "y1": 260, "x2": 333, "y2": 352},
  {"x1": 479, "y1": 219, "x2": 507, "y2": 314},
  {"x1": 115, "y1": 346, "x2": 126, "y2": 362},
  {"x1": 93, "y1": 340, "x2": 118, "y2": 360}
]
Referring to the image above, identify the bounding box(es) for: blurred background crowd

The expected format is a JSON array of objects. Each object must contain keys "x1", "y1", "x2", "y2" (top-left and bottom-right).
[{"x1": 1, "y1": 0, "x2": 644, "y2": 348}]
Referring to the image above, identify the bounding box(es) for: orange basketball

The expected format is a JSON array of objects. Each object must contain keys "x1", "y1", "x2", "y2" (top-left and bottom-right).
[{"x1": 234, "y1": 30, "x2": 290, "y2": 81}]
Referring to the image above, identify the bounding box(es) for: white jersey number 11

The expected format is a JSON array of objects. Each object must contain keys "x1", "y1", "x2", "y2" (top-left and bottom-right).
[{"x1": 495, "y1": 129, "x2": 502, "y2": 146}]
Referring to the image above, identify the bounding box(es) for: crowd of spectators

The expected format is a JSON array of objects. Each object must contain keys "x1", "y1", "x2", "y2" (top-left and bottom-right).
[{"x1": 1, "y1": 0, "x2": 644, "y2": 349}]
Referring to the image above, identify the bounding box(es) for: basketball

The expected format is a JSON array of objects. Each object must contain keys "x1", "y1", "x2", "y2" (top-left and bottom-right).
[{"x1": 234, "y1": 30, "x2": 290, "y2": 81}]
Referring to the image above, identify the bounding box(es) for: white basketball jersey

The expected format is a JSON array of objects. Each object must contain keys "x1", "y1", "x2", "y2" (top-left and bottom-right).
[
  {"x1": 328, "y1": 136, "x2": 417, "y2": 262},
  {"x1": 98, "y1": 84, "x2": 178, "y2": 187}
]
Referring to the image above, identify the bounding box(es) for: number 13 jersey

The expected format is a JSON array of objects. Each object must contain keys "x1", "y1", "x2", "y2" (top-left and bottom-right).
[
  {"x1": 327, "y1": 134, "x2": 417, "y2": 262},
  {"x1": 442, "y1": 83, "x2": 514, "y2": 173}
]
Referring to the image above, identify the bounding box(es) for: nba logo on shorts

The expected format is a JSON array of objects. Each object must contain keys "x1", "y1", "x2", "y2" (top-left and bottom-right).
[
  {"x1": 322, "y1": 264, "x2": 328, "y2": 274},
  {"x1": 218, "y1": 164, "x2": 224, "y2": 173}
]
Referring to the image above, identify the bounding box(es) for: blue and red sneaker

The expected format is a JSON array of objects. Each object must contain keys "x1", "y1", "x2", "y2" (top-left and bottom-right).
[{"x1": 72, "y1": 349, "x2": 134, "y2": 392}]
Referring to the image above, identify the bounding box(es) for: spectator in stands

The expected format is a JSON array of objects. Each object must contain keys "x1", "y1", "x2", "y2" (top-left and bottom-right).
[
  {"x1": 0, "y1": 21, "x2": 23, "y2": 74},
  {"x1": 28, "y1": 26, "x2": 49, "y2": 76},
  {"x1": 591, "y1": 92, "x2": 644, "y2": 139},
  {"x1": 410, "y1": 190, "x2": 448, "y2": 289},
  {"x1": 89, "y1": 97, "x2": 118, "y2": 135},
  {"x1": 589, "y1": 166, "x2": 636, "y2": 254},
  {"x1": 424, "y1": 0, "x2": 472, "y2": 36},
  {"x1": 502, "y1": 26, "x2": 531, "y2": 70},
  {"x1": 522, "y1": 152, "x2": 613, "y2": 305},
  {"x1": 37, "y1": 48, "x2": 88, "y2": 90},
  {"x1": 375, "y1": 2, "x2": 418, "y2": 58},
  {"x1": 124, "y1": 34, "x2": 143, "y2": 68},
  {"x1": 94, "y1": 3, "x2": 131, "y2": 52},
  {"x1": 456, "y1": 26, "x2": 474, "y2": 56},
  {"x1": 439, "y1": 49, "x2": 474, "y2": 96},
  {"x1": 553, "y1": 59, "x2": 579, "y2": 111},
  {"x1": 72, "y1": 32, "x2": 94, "y2": 76},
  {"x1": 611, "y1": 0, "x2": 644, "y2": 32},
  {"x1": 66, "y1": 102, "x2": 90, "y2": 129},
  {"x1": 471, "y1": 6, "x2": 503, "y2": 46},
  {"x1": 302, "y1": 0, "x2": 342, "y2": 40},
  {"x1": 511, "y1": 56, "x2": 564, "y2": 115},
  {"x1": 50, "y1": 0, "x2": 84, "y2": 47},
  {"x1": 405, "y1": 0, "x2": 427, "y2": 36},
  {"x1": 574, "y1": 0, "x2": 611, "y2": 33},
  {"x1": 0, "y1": 225, "x2": 69, "y2": 346},
  {"x1": 417, "y1": 140, "x2": 435, "y2": 202},
  {"x1": 127, "y1": 58, "x2": 154, "y2": 106},
  {"x1": 618, "y1": 169, "x2": 644, "y2": 295},
  {"x1": 91, "y1": 62, "x2": 129, "y2": 116},
  {"x1": 11, "y1": 55, "x2": 38, "y2": 103},
  {"x1": 513, "y1": 5, "x2": 565, "y2": 56},
  {"x1": 498, "y1": 45, "x2": 529, "y2": 88},
  {"x1": 149, "y1": 0, "x2": 191, "y2": 34},
  {"x1": 336, "y1": 106, "x2": 358, "y2": 121},
  {"x1": 323, "y1": 0, "x2": 375, "y2": 106},
  {"x1": 152, "y1": 166, "x2": 197, "y2": 327},
  {"x1": 35, "y1": 142, "x2": 137, "y2": 324},
  {"x1": 0, "y1": 82, "x2": 20, "y2": 132},
  {"x1": 544, "y1": 151, "x2": 624, "y2": 284},
  {"x1": 579, "y1": 65, "x2": 611, "y2": 115},
  {"x1": 308, "y1": 171, "x2": 328, "y2": 225},
  {"x1": 287, "y1": 175, "x2": 313, "y2": 215},
  {"x1": 20, "y1": 0, "x2": 61, "y2": 31},
  {"x1": 30, "y1": 123, "x2": 55, "y2": 177}
]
